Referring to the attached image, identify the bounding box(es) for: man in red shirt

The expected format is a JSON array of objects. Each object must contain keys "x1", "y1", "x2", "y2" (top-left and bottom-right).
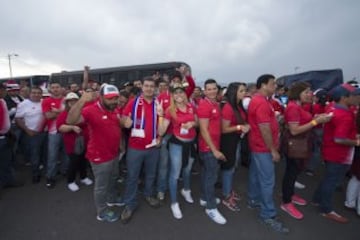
[
  {"x1": 120, "y1": 77, "x2": 162, "y2": 224},
  {"x1": 156, "y1": 67, "x2": 195, "y2": 201},
  {"x1": 247, "y1": 74, "x2": 289, "y2": 233},
  {"x1": 42, "y1": 82, "x2": 68, "y2": 188},
  {"x1": 198, "y1": 79, "x2": 227, "y2": 225},
  {"x1": 67, "y1": 84, "x2": 123, "y2": 223},
  {"x1": 313, "y1": 83, "x2": 360, "y2": 223}
]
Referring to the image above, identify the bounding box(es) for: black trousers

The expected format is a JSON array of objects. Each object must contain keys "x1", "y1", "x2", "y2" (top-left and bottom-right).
[
  {"x1": 282, "y1": 156, "x2": 304, "y2": 203},
  {"x1": 67, "y1": 153, "x2": 87, "y2": 183}
]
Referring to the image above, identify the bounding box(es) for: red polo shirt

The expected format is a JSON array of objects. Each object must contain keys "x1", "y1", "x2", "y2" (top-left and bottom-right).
[
  {"x1": 81, "y1": 101, "x2": 121, "y2": 163},
  {"x1": 165, "y1": 103, "x2": 196, "y2": 140},
  {"x1": 123, "y1": 97, "x2": 157, "y2": 150},
  {"x1": 322, "y1": 104, "x2": 356, "y2": 165},
  {"x1": 41, "y1": 97, "x2": 64, "y2": 134},
  {"x1": 197, "y1": 98, "x2": 221, "y2": 152},
  {"x1": 248, "y1": 93, "x2": 279, "y2": 152},
  {"x1": 285, "y1": 101, "x2": 312, "y2": 125}
]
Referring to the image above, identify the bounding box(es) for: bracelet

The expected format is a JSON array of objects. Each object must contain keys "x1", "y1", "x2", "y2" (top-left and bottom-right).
[
  {"x1": 310, "y1": 120, "x2": 318, "y2": 126},
  {"x1": 236, "y1": 125, "x2": 241, "y2": 131}
]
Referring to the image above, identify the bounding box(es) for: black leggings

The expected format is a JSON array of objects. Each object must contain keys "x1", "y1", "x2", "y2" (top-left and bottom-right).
[
  {"x1": 67, "y1": 153, "x2": 87, "y2": 183},
  {"x1": 282, "y1": 156, "x2": 304, "y2": 203}
]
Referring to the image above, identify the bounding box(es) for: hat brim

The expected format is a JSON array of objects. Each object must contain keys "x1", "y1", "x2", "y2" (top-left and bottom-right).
[
  {"x1": 170, "y1": 87, "x2": 185, "y2": 92},
  {"x1": 103, "y1": 93, "x2": 119, "y2": 99}
]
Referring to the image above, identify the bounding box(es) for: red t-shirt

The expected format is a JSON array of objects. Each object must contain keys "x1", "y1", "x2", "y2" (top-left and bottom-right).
[
  {"x1": 301, "y1": 103, "x2": 313, "y2": 114},
  {"x1": 41, "y1": 97, "x2": 64, "y2": 134},
  {"x1": 81, "y1": 101, "x2": 121, "y2": 163},
  {"x1": 221, "y1": 102, "x2": 247, "y2": 133},
  {"x1": 165, "y1": 103, "x2": 196, "y2": 140},
  {"x1": 123, "y1": 97, "x2": 158, "y2": 150},
  {"x1": 0, "y1": 99, "x2": 10, "y2": 134},
  {"x1": 285, "y1": 101, "x2": 312, "y2": 126},
  {"x1": 322, "y1": 104, "x2": 357, "y2": 165},
  {"x1": 270, "y1": 98, "x2": 284, "y2": 114},
  {"x1": 197, "y1": 98, "x2": 221, "y2": 152},
  {"x1": 56, "y1": 111, "x2": 87, "y2": 155},
  {"x1": 157, "y1": 91, "x2": 171, "y2": 111},
  {"x1": 157, "y1": 91, "x2": 173, "y2": 135},
  {"x1": 312, "y1": 103, "x2": 327, "y2": 129},
  {"x1": 248, "y1": 93, "x2": 279, "y2": 152}
]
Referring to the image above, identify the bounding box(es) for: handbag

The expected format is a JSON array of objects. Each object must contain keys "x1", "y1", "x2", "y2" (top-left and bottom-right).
[
  {"x1": 74, "y1": 135, "x2": 85, "y2": 155},
  {"x1": 283, "y1": 129, "x2": 310, "y2": 159}
]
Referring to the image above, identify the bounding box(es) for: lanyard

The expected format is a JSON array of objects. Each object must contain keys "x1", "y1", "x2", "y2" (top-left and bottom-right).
[{"x1": 132, "y1": 96, "x2": 157, "y2": 140}]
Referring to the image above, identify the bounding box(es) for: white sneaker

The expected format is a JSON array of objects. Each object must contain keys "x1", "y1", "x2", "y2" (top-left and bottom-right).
[
  {"x1": 80, "y1": 177, "x2": 93, "y2": 186},
  {"x1": 171, "y1": 202, "x2": 183, "y2": 219},
  {"x1": 181, "y1": 189, "x2": 194, "y2": 203},
  {"x1": 294, "y1": 181, "x2": 306, "y2": 189},
  {"x1": 205, "y1": 208, "x2": 226, "y2": 225},
  {"x1": 200, "y1": 198, "x2": 221, "y2": 207},
  {"x1": 68, "y1": 182, "x2": 79, "y2": 192}
]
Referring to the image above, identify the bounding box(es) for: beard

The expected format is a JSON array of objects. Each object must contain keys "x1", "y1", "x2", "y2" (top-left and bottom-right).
[{"x1": 102, "y1": 102, "x2": 117, "y2": 111}]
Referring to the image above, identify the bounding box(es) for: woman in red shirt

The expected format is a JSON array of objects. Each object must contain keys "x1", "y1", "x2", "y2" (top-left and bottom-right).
[
  {"x1": 220, "y1": 82, "x2": 250, "y2": 211},
  {"x1": 281, "y1": 82, "x2": 330, "y2": 219},
  {"x1": 57, "y1": 92, "x2": 93, "y2": 192},
  {"x1": 158, "y1": 83, "x2": 198, "y2": 220}
]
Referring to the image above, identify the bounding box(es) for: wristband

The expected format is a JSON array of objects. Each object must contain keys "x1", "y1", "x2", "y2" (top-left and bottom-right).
[
  {"x1": 310, "y1": 120, "x2": 318, "y2": 126},
  {"x1": 236, "y1": 125, "x2": 241, "y2": 131}
]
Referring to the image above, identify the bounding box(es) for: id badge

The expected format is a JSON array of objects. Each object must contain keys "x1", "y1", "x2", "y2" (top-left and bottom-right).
[
  {"x1": 180, "y1": 127, "x2": 189, "y2": 135},
  {"x1": 131, "y1": 129, "x2": 145, "y2": 138}
]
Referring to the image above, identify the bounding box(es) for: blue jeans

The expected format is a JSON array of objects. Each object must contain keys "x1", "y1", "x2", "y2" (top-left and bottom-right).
[
  {"x1": 26, "y1": 133, "x2": 46, "y2": 177},
  {"x1": 157, "y1": 134, "x2": 171, "y2": 193},
  {"x1": 168, "y1": 142, "x2": 194, "y2": 203},
  {"x1": 90, "y1": 159, "x2": 119, "y2": 215},
  {"x1": 222, "y1": 142, "x2": 241, "y2": 197},
  {"x1": 247, "y1": 152, "x2": 277, "y2": 219},
  {"x1": 46, "y1": 133, "x2": 69, "y2": 179},
  {"x1": 200, "y1": 151, "x2": 219, "y2": 209},
  {"x1": 0, "y1": 137, "x2": 15, "y2": 186},
  {"x1": 123, "y1": 147, "x2": 160, "y2": 210},
  {"x1": 313, "y1": 161, "x2": 350, "y2": 213}
]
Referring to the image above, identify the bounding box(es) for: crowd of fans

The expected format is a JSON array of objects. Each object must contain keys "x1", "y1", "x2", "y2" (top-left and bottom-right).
[{"x1": 1, "y1": 65, "x2": 360, "y2": 234}]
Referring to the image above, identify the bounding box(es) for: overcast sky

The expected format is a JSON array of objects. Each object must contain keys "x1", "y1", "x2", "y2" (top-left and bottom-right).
[{"x1": 0, "y1": 0, "x2": 359, "y2": 85}]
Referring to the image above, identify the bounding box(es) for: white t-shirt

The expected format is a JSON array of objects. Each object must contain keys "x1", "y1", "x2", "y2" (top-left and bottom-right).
[{"x1": 15, "y1": 99, "x2": 45, "y2": 132}]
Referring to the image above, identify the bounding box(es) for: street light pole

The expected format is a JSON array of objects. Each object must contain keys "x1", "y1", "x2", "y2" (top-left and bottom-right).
[{"x1": 7, "y1": 53, "x2": 18, "y2": 79}]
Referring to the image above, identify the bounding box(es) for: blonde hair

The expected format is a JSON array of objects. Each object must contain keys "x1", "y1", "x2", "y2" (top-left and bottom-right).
[{"x1": 168, "y1": 91, "x2": 189, "y2": 120}]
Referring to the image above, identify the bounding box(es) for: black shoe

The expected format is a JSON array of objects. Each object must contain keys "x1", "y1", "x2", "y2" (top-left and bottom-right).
[
  {"x1": 121, "y1": 206, "x2": 133, "y2": 224},
  {"x1": 145, "y1": 196, "x2": 160, "y2": 208},
  {"x1": 32, "y1": 175, "x2": 41, "y2": 184},
  {"x1": 46, "y1": 178, "x2": 55, "y2": 189}
]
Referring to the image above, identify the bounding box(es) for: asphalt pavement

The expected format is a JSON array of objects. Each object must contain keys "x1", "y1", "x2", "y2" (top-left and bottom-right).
[{"x1": 0, "y1": 157, "x2": 359, "y2": 240}]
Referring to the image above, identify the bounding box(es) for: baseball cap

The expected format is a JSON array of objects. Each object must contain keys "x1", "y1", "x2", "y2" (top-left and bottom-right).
[
  {"x1": 65, "y1": 92, "x2": 79, "y2": 101},
  {"x1": 170, "y1": 82, "x2": 186, "y2": 92},
  {"x1": 100, "y1": 84, "x2": 120, "y2": 99},
  {"x1": 330, "y1": 83, "x2": 360, "y2": 99},
  {"x1": 6, "y1": 80, "x2": 20, "y2": 91}
]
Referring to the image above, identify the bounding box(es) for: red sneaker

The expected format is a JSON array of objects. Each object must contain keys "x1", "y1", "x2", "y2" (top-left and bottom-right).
[
  {"x1": 292, "y1": 194, "x2": 307, "y2": 206},
  {"x1": 321, "y1": 211, "x2": 348, "y2": 223},
  {"x1": 281, "y1": 203, "x2": 304, "y2": 220}
]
